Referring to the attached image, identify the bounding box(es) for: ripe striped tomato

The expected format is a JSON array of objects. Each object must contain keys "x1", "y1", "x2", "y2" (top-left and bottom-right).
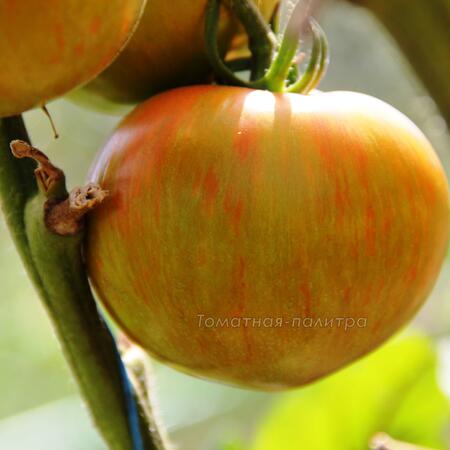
[
  {"x1": 80, "y1": 0, "x2": 278, "y2": 106},
  {"x1": 0, "y1": 0, "x2": 145, "y2": 117},
  {"x1": 87, "y1": 86, "x2": 449, "y2": 389}
]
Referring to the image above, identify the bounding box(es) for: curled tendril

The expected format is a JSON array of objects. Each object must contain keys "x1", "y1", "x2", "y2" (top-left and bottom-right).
[
  {"x1": 205, "y1": 0, "x2": 263, "y2": 88},
  {"x1": 287, "y1": 18, "x2": 329, "y2": 94},
  {"x1": 226, "y1": 57, "x2": 254, "y2": 73}
]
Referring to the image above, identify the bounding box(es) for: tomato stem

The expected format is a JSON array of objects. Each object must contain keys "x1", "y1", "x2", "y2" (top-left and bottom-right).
[
  {"x1": 205, "y1": 0, "x2": 329, "y2": 94},
  {"x1": 205, "y1": 0, "x2": 255, "y2": 87},
  {"x1": 222, "y1": 0, "x2": 276, "y2": 79},
  {"x1": 264, "y1": 0, "x2": 312, "y2": 91}
]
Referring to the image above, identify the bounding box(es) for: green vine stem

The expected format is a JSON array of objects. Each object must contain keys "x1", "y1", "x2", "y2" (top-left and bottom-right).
[
  {"x1": 205, "y1": 0, "x2": 329, "y2": 93},
  {"x1": 205, "y1": 0, "x2": 253, "y2": 87},
  {"x1": 222, "y1": 0, "x2": 276, "y2": 79},
  {"x1": 0, "y1": 118, "x2": 166, "y2": 450}
]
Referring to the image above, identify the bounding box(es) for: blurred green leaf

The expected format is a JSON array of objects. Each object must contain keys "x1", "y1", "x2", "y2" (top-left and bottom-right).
[
  {"x1": 250, "y1": 334, "x2": 450, "y2": 450},
  {"x1": 220, "y1": 441, "x2": 249, "y2": 450}
]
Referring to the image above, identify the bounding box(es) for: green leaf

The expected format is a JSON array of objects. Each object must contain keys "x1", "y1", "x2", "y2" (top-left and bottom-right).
[
  {"x1": 220, "y1": 441, "x2": 249, "y2": 450},
  {"x1": 250, "y1": 334, "x2": 450, "y2": 450}
]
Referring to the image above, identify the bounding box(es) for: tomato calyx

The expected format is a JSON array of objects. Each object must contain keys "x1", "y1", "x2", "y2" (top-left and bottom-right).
[{"x1": 205, "y1": 0, "x2": 329, "y2": 93}]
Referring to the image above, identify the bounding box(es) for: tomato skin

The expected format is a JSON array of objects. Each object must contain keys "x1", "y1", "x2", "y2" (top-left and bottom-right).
[
  {"x1": 87, "y1": 86, "x2": 449, "y2": 390},
  {"x1": 0, "y1": 0, "x2": 145, "y2": 117},
  {"x1": 81, "y1": 0, "x2": 278, "y2": 105}
]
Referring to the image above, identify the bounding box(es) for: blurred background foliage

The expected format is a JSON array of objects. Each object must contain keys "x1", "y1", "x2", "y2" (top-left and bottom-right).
[
  {"x1": 348, "y1": 0, "x2": 450, "y2": 125},
  {"x1": 0, "y1": 1, "x2": 449, "y2": 449}
]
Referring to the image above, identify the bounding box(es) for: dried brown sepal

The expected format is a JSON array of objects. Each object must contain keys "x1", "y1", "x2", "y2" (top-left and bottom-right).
[
  {"x1": 10, "y1": 139, "x2": 65, "y2": 196},
  {"x1": 10, "y1": 139, "x2": 107, "y2": 236},
  {"x1": 45, "y1": 183, "x2": 108, "y2": 236}
]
